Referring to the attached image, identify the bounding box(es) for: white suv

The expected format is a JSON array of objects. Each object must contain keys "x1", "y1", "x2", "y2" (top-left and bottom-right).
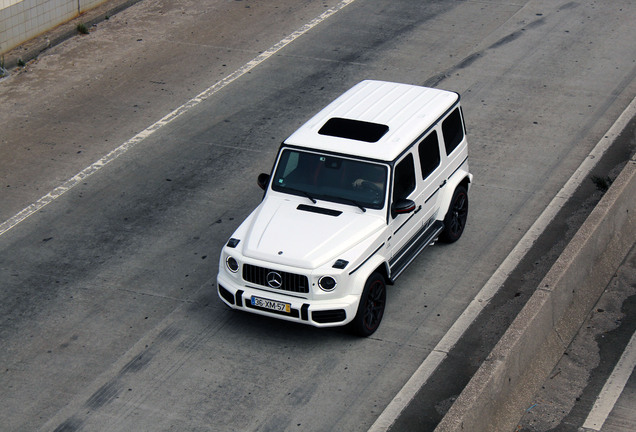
[{"x1": 217, "y1": 80, "x2": 472, "y2": 336}]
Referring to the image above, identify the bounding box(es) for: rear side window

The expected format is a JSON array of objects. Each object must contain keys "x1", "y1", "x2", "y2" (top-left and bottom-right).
[
  {"x1": 418, "y1": 131, "x2": 441, "y2": 179},
  {"x1": 442, "y1": 108, "x2": 464, "y2": 155},
  {"x1": 393, "y1": 153, "x2": 416, "y2": 201}
]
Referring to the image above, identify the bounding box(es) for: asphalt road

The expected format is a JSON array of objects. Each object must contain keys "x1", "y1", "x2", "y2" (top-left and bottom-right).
[{"x1": 1, "y1": 0, "x2": 635, "y2": 431}]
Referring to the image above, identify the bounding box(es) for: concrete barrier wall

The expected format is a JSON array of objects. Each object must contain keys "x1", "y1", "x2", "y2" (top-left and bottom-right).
[
  {"x1": 0, "y1": 0, "x2": 106, "y2": 55},
  {"x1": 435, "y1": 152, "x2": 636, "y2": 432}
]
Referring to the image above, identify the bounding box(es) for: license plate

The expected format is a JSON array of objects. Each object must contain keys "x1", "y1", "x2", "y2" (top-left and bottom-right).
[{"x1": 251, "y1": 296, "x2": 291, "y2": 313}]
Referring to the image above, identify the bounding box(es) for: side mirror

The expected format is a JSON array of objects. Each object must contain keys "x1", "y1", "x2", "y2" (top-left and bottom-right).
[
  {"x1": 391, "y1": 199, "x2": 416, "y2": 218},
  {"x1": 257, "y1": 173, "x2": 270, "y2": 191}
]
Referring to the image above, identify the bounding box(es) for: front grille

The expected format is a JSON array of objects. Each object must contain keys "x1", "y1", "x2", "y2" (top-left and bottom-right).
[{"x1": 243, "y1": 264, "x2": 309, "y2": 294}]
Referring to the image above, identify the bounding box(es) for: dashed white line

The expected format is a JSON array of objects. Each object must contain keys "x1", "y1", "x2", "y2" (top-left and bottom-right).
[{"x1": 0, "y1": 0, "x2": 357, "y2": 238}]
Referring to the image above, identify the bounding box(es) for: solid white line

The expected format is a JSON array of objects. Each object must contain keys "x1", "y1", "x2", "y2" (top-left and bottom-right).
[
  {"x1": 368, "y1": 95, "x2": 636, "y2": 431},
  {"x1": 0, "y1": 0, "x2": 357, "y2": 238},
  {"x1": 582, "y1": 329, "x2": 636, "y2": 431}
]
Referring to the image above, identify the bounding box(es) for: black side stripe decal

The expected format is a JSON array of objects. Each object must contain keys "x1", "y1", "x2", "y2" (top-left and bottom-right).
[
  {"x1": 349, "y1": 243, "x2": 385, "y2": 275},
  {"x1": 448, "y1": 156, "x2": 469, "y2": 180},
  {"x1": 425, "y1": 156, "x2": 469, "y2": 204},
  {"x1": 425, "y1": 188, "x2": 440, "y2": 204},
  {"x1": 393, "y1": 212, "x2": 415, "y2": 235}
]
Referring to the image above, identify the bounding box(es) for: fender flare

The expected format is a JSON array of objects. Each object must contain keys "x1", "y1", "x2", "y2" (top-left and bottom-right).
[
  {"x1": 347, "y1": 254, "x2": 389, "y2": 298},
  {"x1": 437, "y1": 170, "x2": 472, "y2": 220}
]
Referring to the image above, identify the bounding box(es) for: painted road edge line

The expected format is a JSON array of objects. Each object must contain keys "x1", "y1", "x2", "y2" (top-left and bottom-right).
[
  {"x1": 582, "y1": 328, "x2": 636, "y2": 431},
  {"x1": 368, "y1": 95, "x2": 636, "y2": 432},
  {"x1": 0, "y1": 0, "x2": 357, "y2": 238}
]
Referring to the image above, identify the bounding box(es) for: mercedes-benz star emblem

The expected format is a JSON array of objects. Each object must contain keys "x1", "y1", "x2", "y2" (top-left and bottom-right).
[{"x1": 266, "y1": 271, "x2": 283, "y2": 288}]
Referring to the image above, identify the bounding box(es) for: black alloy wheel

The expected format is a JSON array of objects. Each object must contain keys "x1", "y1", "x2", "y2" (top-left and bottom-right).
[
  {"x1": 350, "y1": 272, "x2": 386, "y2": 337},
  {"x1": 440, "y1": 185, "x2": 468, "y2": 243}
]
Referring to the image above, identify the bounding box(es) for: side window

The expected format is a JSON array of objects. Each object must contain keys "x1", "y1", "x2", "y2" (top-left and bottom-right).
[
  {"x1": 441, "y1": 108, "x2": 464, "y2": 155},
  {"x1": 393, "y1": 153, "x2": 416, "y2": 201},
  {"x1": 418, "y1": 131, "x2": 441, "y2": 179}
]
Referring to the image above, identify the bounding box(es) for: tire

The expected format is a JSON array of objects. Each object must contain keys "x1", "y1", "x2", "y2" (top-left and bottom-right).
[
  {"x1": 350, "y1": 272, "x2": 386, "y2": 337},
  {"x1": 439, "y1": 185, "x2": 468, "y2": 243}
]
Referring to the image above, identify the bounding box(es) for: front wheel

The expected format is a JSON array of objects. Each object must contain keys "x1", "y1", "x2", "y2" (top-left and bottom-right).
[
  {"x1": 350, "y1": 272, "x2": 386, "y2": 337},
  {"x1": 439, "y1": 185, "x2": 468, "y2": 243}
]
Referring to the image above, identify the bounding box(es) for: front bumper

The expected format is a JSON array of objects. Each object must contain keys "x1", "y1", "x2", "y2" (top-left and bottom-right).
[{"x1": 217, "y1": 271, "x2": 359, "y2": 328}]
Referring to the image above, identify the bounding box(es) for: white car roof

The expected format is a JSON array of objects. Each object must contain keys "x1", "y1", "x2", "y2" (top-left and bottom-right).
[{"x1": 283, "y1": 80, "x2": 459, "y2": 162}]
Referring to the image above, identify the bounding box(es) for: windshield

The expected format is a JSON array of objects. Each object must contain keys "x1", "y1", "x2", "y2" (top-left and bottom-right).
[{"x1": 271, "y1": 148, "x2": 388, "y2": 210}]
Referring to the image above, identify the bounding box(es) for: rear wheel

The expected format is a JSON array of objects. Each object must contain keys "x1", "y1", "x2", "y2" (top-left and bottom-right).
[
  {"x1": 439, "y1": 185, "x2": 468, "y2": 243},
  {"x1": 350, "y1": 272, "x2": 386, "y2": 337}
]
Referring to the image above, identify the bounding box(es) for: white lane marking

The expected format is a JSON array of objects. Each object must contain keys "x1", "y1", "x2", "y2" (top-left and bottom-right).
[
  {"x1": 0, "y1": 0, "x2": 357, "y2": 238},
  {"x1": 582, "y1": 329, "x2": 636, "y2": 431},
  {"x1": 368, "y1": 95, "x2": 636, "y2": 431}
]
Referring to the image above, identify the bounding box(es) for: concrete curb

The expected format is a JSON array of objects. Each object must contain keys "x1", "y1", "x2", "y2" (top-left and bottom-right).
[
  {"x1": 1, "y1": 0, "x2": 141, "y2": 70},
  {"x1": 435, "y1": 150, "x2": 636, "y2": 431}
]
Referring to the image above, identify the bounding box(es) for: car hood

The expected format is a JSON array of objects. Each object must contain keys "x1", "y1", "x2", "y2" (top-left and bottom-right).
[{"x1": 242, "y1": 197, "x2": 385, "y2": 269}]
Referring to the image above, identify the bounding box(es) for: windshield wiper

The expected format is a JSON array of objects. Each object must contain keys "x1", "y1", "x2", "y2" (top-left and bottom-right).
[
  {"x1": 341, "y1": 198, "x2": 366, "y2": 212},
  {"x1": 283, "y1": 187, "x2": 366, "y2": 211},
  {"x1": 285, "y1": 187, "x2": 317, "y2": 204}
]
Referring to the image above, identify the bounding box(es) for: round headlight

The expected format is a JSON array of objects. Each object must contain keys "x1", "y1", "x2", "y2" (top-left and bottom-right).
[
  {"x1": 226, "y1": 256, "x2": 239, "y2": 273},
  {"x1": 318, "y1": 276, "x2": 337, "y2": 291}
]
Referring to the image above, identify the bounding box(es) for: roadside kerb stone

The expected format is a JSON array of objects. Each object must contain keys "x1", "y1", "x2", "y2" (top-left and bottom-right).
[
  {"x1": 435, "y1": 152, "x2": 636, "y2": 432},
  {"x1": 1, "y1": 0, "x2": 140, "y2": 69}
]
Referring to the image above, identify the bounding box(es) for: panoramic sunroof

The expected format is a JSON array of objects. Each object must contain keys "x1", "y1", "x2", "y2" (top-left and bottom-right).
[{"x1": 318, "y1": 117, "x2": 389, "y2": 143}]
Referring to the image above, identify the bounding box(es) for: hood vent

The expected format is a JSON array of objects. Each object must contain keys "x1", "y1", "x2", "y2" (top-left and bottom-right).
[{"x1": 297, "y1": 204, "x2": 342, "y2": 217}]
